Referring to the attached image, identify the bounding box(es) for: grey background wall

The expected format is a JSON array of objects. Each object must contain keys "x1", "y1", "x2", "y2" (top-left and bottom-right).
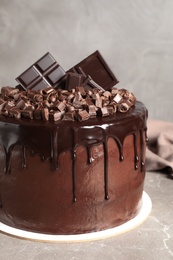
[{"x1": 0, "y1": 0, "x2": 173, "y2": 121}]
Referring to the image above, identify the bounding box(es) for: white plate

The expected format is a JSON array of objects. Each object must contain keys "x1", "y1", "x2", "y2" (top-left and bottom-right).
[{"x1": 0, "y1": 191, "x2": 152, "y2": 243}]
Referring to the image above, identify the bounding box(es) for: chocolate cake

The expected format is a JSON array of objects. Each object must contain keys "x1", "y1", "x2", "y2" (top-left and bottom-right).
[{"x1": 0, "y1": 51, "x2": 148, "y2": 235}]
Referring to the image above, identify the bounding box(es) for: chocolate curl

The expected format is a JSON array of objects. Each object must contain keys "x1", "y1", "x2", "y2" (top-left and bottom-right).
[
  {"x1": 103, "y1": 91, "x2": 111, "y2": 99},
  {"x1": 43, "y1": 100, "x2": 51, "y2": 108},
  {"x1": 48, "y1": 94, "x2": 57, "y2": 103},
  {"x1": 58, "y1": 93, "x2": 67, "y2": 101},
  {"x1": 101, "y1": 96, "x2": 110, "y2": 107},
  {"x1": 118, "y1": 103, "x2": 130, "y2": 113},
  {"x1": 4, "y1": 101, "x2": 15, "y2": 112},
  {"x1": 85, "y1": 89, "x2": 93, "y2": 96},
  {"x1": 66, "y1": 93, "x2": 75, "y2": 102},
  {"x1": 128, "y1": 93, "x2": 136, "y2": 105},
  {"x1": 34, "y1": 94, "x2": 43, "y2": 103},
  {"x1": 73, "y1": 92, "x2": 83, "y2": 108},
  {"x1": 1, "y1": 86, "x2": 18, "y2": 99}
]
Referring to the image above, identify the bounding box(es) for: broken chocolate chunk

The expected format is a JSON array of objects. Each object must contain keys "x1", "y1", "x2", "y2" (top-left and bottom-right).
[
  {"x1": 65, "y1": 72, "x2": 84, "y2": 91},
  {"x1": 68, "y1": 50, "x2": 118, "y2": 90}
]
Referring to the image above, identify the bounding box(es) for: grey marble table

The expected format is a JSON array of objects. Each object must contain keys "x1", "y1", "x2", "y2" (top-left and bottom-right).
[{"x1": 0, "y1": 171, "x2": 173, "y2": 260}]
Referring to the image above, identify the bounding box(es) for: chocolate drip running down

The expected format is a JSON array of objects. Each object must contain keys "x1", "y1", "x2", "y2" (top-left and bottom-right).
[{"x1": 0, "y1": 101, "x2": 147, "y2": 202}]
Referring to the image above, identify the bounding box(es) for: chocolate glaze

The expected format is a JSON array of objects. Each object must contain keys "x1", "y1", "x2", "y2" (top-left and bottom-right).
[{"x1": 0, "y1": 101, "x2": 148, "y2": 234}]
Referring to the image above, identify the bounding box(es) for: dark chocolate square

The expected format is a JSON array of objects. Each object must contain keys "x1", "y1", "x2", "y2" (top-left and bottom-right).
[
  {"x1": 36, "y1": 53, "x2": 56, "y2": 73},
  {"x1": 19, "y1": 67, "x2": 41, "y2": 88},
  {"x1": 30, "y1": 79, "x2": 48, "y2": 91},
  {"x1": 46, "y1": 66, "x2": 66, "y2": 85},
  {"x1": 16, "y1": 52, "x2": 66, "y2": 91}
]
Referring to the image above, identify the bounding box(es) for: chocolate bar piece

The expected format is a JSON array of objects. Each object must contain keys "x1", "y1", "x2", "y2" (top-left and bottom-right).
[
  {"x1": 68, "y1": 50, "x2": 118, "y2": 90},
  {"x1": 65, "y1": 72, "x2": 84, "y2": 91},
  {"x1": 16, "y1": 53, "x2": 66, "y2": 91}
]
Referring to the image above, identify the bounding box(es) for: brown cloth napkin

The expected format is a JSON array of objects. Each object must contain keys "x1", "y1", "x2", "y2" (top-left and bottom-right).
[{"x1": 146, "y1": 120, "x2": 173, "y2": 178}]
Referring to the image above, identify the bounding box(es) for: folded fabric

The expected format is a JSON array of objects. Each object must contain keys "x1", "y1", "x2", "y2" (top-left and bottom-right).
[{"x1": 146, "y1": 120, "x2": 173, "y2": 178}]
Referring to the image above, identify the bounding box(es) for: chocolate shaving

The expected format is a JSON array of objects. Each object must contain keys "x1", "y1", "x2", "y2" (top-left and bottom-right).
[{"x1": 0, "y1": 85, "x2": 136, "y2": 122}]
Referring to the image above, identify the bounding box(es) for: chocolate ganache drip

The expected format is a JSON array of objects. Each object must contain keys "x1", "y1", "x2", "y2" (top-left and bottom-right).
[{"x1": 0, "y1": 100, "x2": 147, "y2": 202}]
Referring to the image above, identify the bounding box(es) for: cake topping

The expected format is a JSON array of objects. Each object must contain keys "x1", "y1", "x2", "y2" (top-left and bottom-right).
[
  {"x1": 0, "y1": 86, "x2": 136, "y2": 122},
  {"x1": 0, "y1": 51, "x2": 136, "y2": 121}
]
